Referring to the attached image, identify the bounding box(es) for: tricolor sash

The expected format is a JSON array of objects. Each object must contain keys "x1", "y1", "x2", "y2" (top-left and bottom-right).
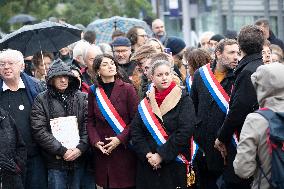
[
  {"x1": 185, "y1": 75, "x2": 193, "y2": 93},
  {"x1": 199, "y1": 64, "x2": 239, "y2": 146},
  {"x1": 90, "y1": 85, "x2": 126, "y2": 134},
  {"x1": 199, "y1": 64, "x2": 230, "y2": 114},
  {"x1": 190, "y1": 137, "x2": 198, "y2": 162},
  {"x1": 138, "y1": 98, "x2": 189, "y2": 164},
  {"x1": 147, "y1": 83, "x2": 154, "y2": 92}
]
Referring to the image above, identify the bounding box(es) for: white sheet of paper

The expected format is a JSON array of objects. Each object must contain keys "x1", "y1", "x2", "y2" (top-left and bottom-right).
[{"x1": 50, "y1": 116, "x2": 80, "y2": 149}]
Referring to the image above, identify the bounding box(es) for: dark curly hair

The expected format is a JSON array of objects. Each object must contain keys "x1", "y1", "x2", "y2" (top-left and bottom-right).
[
  {"x1": 126, "y1": 26, "x2": 145, "y2": 45},
  {"x1": 238, "y1": 25, "x2": 264, "y2": 55},
  {"x1": 92, "y1": 54, "x2": 131, "y2": 86},
  {"x1": 185, "y1": 48, "x2": 212, "y2": 76}
]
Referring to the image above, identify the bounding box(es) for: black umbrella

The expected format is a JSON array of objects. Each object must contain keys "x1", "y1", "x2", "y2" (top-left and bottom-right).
[
  {"x1": 0, "y1": 21, "x2": 81, "y2": 57},
  {"x1": 8, "y1": 14, "x2": 37, "y2": 24}
]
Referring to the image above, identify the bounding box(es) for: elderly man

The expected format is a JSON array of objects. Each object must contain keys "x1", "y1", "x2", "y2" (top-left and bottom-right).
[
  {"x1": 151, "y1": 19, "x2": 167, "y2": 45},
  {"x1": 112, "y1": 36, "x2": 136, "y2": 78},
  {"x1": 71, "y1": 40, "x2": 91, "y2": 69},
  {"x1": 0, "y1": 49, "x2": 46, "y2": 189},
  {"x1": 81, "y1": 45, "x2": 102, "y2": 92}
]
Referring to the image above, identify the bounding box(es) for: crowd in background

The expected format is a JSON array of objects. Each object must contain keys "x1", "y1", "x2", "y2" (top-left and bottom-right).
[{"x1": 0, "y1": 15, "x2": 284, "y2": 189}]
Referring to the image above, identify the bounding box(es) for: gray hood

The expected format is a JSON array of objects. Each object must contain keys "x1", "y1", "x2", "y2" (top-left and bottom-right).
[
  {"x1": 46, "y1": 59, "x2": 80, "y2": 92},
  {"x1": 251, "y1": 63, "x2": 284, "y2": 110}
]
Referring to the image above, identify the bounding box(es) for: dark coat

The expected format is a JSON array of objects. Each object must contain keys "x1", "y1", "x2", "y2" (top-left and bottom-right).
[
  {"x1": 0, "y1": 72, "x2": 45, "y2": 106},
  {"x1": 218, "y1": 53, "x2": 263, "y2": 143},
  {"x1": 190, "y1": 63, "x2": 235, "y2": 172},
  {"x1": 0, "y1": 106, "x2": 26, "y2": 189},
  {"x1": 31, "y1": 60, "x2": 89, "y2": 170},
  {"x1": 87, "y1": 79, "x2": 138, "y2": 188},
  {"x1": 269, "y1": 30, "x2": 284, "y2": 51},
  {"x1": 0, "y1": 72, "x2": 45, "y2": 157},
  {"x1": 217, "y1": 53, "x2": 263, "y2": 184},
  {"x1": 130, "y1": 86, "x2": 195, "y2": 189}
]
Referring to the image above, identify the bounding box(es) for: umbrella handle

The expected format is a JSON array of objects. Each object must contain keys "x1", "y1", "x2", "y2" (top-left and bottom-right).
[{"x1": 114, "y1": 20, "x2": 117, "y2": 31}]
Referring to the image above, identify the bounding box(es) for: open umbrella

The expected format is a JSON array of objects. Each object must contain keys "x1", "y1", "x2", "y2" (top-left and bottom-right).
[
  {"x1": 8, "y1": 14, "x2": 37, "y2": 24},
  {"x1": 87, "y1": 16, "x2": 152, "y2": 44},
  {"x1": 0, "y1": 21, "x2": 81, "y2": 57}
]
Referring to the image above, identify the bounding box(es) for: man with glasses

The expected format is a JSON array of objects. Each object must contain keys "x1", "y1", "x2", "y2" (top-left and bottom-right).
[
  {"x1": 0, "y1": 49, "x2": 46, "y2": 189},
  {"x1": 112, "y1": 36, "x2": 136, "y2": 79},
  {"x1": 126, "y1": 26, "x2": 148, "y2": 53}
]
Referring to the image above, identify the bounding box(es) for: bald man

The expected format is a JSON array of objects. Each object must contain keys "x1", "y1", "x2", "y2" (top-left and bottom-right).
[{"x1": 152, "y1": 19, "x2": 167, "y2": 45}]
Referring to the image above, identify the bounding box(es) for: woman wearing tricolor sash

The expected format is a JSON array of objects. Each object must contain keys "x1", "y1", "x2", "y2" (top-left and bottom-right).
[
  {"x1": 87, "y1": 54, "x2": 138, "y2": 189},
  {"x1": 131, "y1": 60, "x2": 196, "y2": 189}
]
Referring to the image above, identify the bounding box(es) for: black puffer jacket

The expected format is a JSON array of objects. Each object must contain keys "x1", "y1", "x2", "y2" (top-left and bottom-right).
[
  {"x1": 0, "y1": 107, "x2": 27, "y2": 174},
  {"x1": 31, "y1": 60, "x2": 89, "y2": 170}
]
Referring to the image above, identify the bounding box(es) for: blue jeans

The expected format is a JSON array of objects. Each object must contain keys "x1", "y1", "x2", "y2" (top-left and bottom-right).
[
  {"x1": 81, "y1": 170, "x2": 96, "y2": 189},
  {"x1": 25, "y1": 155, "x2": 47, "y2": 189},
  {"x1": 48, "y1": 167, "x2": 84, "y2": 189}
]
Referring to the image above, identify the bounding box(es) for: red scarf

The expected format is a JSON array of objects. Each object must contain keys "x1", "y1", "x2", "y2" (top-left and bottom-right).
[{"x1": 155, "y1": 81, "x2": 176, "y2": 107}]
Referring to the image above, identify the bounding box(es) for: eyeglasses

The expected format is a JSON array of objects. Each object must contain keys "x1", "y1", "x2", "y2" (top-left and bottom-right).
[
  {"x1": 0, "y1": 61, "x2": 17, "y2": 68},
  {"x1": 138, "y1": 34, "x2": 148, "y2": 38},
  {"x1": 114, "y1": 49, "x2": 130, "y2": 54}
]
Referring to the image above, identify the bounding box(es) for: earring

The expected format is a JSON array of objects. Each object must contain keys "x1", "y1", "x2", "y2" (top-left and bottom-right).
[{"x1": 98, "y1": 72, "x2": 100, "y2": 77}]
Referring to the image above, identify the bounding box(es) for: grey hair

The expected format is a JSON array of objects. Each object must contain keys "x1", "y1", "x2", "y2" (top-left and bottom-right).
[
  {"x1": 0, "y1": 49, "x2": 24, "y2": 64},
  {"x1": 149, "y1": 59, "x2": 172, "y2": 76},
  {"x1": 83, "y1": 45, "x2": 103, "y2": 61}
]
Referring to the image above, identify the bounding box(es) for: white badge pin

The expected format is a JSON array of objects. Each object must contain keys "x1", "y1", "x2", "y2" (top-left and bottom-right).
[{"x1": 19, "y1": 105, "x2": 25, "y2": 110}]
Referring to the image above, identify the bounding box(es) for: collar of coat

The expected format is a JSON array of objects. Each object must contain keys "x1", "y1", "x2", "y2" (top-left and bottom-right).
[
  {"x1": 234, "y1": 53, "x2": 262, "y2": 75},
  {"x1": 147, "y1": 85, "x2": 182, "y2": 121}
]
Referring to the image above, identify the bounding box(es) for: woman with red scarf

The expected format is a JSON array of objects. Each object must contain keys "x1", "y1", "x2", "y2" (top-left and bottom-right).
[{"x1": 131, "y1": 60, "x2": 196, "y2": 189}]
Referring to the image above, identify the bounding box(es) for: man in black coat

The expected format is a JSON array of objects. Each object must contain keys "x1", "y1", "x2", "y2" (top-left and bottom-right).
[
  {"x1": 190, "y1": 39, "x2": 238, "y2": 189},
  {"x1": 31, "y1": 59, "x2": 89, "y2": 188},
  {"x1": 215, "y1": 25, "x2": 264, "y2": 189},
  {"x1": 0, "y1": 106, "x2": 26, "y2": 189},
  {"x1": 0, "y1": 49, "x2": 46, "y2": 189}
]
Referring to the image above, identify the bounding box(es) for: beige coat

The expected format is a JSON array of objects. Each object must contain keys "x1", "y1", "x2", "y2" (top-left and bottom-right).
[{"x1": 233, "y1": 63, "x2": 284, "y2": 189}]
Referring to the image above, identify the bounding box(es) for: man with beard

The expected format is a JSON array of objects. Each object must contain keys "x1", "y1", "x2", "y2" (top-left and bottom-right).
[
  {"x1": 112, "y1": 37, "x2": 136, "y2": 79},
  {"x1": 215, "y1": 25, "x2": 264, "y2": 189},
  {"x1": 190, "y1": 39, "x2": 239, "y2": 189},
  {"x1": 151, "y1": 19, "x2": 167, "y2": 45}
]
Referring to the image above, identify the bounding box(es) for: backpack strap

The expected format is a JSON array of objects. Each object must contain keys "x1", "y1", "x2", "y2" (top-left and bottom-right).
[
  {"x1": 255, "y1": 108, "x2": 275, "y2": 121},
  {"x1": 256, "y1": 156, "x2": 275, "y2": 189},
  {"x1": 255, "y1": 108, "x2": 276, "y2": 189}
]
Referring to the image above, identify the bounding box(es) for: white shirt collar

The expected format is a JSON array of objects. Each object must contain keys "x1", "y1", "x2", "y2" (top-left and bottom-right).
[{"x1": 2, "y1": 77, "x2": 26, "y2": 91}]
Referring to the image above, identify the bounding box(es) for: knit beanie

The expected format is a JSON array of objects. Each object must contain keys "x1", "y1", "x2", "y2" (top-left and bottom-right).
[
  {"x1": 165, "y1": 37, "x2": 186, "y2": 56},
  {"x1": 112, "y1": 37, "x2": 131, "y2": 47},
  {"x1": 210, "y1": 34, "x2": 225, "y2": 42}
]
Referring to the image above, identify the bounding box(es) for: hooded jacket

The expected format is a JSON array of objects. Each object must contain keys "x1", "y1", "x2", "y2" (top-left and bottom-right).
[
  {"x1": 31, "y1": 60, "x2": 89, "y2": 170},
  {"x1": 234, "y1": 63, "x2": 284, "y2": 189}
]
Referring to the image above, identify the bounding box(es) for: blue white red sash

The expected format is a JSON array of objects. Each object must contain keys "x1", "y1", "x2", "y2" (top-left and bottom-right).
[
  {"x1": 138, "y1": 98, "x2": 189, "y2": 165},
  {"x1": 190, "y1": 137, "x2": 198, "y2": 162},
  {"x1": 199, "y1": 64, "x2": 230, "y2": 114},
  {"x1": 90, "y1": 85, "x2": 126, "y2": 134},
  {"x1": 199, "y1": 64, "x2": 239, "y2": 146},
  {"x1": 185, "y1": 75, "x2": 193, "y2": 93},
  {"x1": 232, "y1": 132, "x2": 239, "y2": 147},
  {"x1": 147, "y1": 83, "x2": 154, "y2": 92}
]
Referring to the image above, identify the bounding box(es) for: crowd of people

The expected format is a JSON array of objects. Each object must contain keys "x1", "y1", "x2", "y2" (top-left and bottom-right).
[{"x1": 0, "y1": 16, "x2": 284, "y2": 189}]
